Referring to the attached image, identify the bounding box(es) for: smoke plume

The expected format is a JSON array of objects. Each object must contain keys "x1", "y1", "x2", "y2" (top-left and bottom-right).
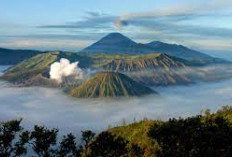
[{"x1": 49, "y1": 58, "x2": 83, "y2": 83}]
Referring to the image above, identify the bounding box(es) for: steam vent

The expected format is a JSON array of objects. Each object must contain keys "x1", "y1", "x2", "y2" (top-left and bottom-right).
[{"x1": 69, "y1": 71, "x2": 156, "y2": 98}]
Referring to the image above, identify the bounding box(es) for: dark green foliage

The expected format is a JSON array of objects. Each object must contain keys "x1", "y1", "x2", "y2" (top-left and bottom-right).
[
  {"x1": 58, "y1": 133, "x2": 80, "y2": 157},
  {"x1": 126, "y1": 143, "x2": 144, "y2": 157},
  {"x1": 149, "y1": 116, "x2": 232, "y2": 157},
  {"x1": 14, "y1": 131, "x2": 30, "y2": 156},
  {"x1": 87, "y1": 131, "x2": 129, "y2": 157},
  {"x1": 30, "y1": 125, "x2": 59, "y2": 157},
  {"x1": 81, "y1": 130, "x2": 95, "y2": 148},
  {"x1": 0, "y1": 119, "x2": 29, "y2": 157},
  {"x1": 1, "y1": 106, "x2": 232, "y2": 157},
  {"x1": 109, "y1": 120, "x2": 159, "y2": 157}
]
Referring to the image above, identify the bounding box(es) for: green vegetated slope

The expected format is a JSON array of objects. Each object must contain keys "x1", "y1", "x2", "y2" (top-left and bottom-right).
[
  {"x1": 1, "y1": 51, "x2": 93, "y2": 84},
  {"x1": 105, "y1": 106, "x2": 232, "y2": 157},
  {"x1": 1, "y1": 106, "x2": 232, "y2": 157},
  {"x1": 93, "y1": 53, "x2": 193, "y2": 86},
  {"x1": 2, "y1": 52, "x2": 58, "y2": 82},
  {"x1": 69, "y1": 71, "x2": 156, "y2": 98},
  {"x1": 109, "y1": 120, "x2": 161, "y2": 157}
]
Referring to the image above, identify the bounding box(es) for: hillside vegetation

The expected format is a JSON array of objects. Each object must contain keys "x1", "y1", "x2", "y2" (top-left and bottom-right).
[
  {"x1": 1, "y1": 106, "x2": 232, "y2": 157},
  {"x1": 108, "y1": 106, "x2": 232, "y2": 157}
]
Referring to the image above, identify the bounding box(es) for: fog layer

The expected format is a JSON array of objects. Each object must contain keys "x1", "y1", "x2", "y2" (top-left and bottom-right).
[{"x1": 1, "y1": 64, "x2": 232, "y2": 134}]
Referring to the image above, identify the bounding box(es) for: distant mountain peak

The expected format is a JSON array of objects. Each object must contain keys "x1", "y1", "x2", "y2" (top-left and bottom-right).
[
  {"x1": 148, "y1": 41, "x2": 180, "y2": 47},
  {"x1": 80, "y1": 32, "x2": 147, "y2": 54},
  {"x1": 104, "y1": 32, "x2": 127, "y2": 38},
  {"x1": 95, "y1": 32, "x2": 137, "y2": 46},
  {"x1": 148, "y1": 41, "x2": 164, "y2": 45},
  {"x1": 79, "y1": 33, "x2": 227, "y2": 65}
]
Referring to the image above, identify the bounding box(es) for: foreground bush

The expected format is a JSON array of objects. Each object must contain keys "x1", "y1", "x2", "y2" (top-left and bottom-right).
[{"x1": 1, "y1": 106, "x2": 232, "y2": 157}]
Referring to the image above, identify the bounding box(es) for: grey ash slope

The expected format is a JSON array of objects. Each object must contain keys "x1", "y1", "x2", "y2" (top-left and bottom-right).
[{"x1": 94, "y1": 53, "x2": 193, "y2": 86}]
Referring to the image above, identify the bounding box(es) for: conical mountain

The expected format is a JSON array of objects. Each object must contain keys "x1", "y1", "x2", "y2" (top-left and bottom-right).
[
  {"x1": 80, "y1": 33, "x2": 153, "y2": 54},
  {"x1": 69, "y1": 72, "x2": 156, "y2": 98},
  {"x1": 80, "y1": 33, "x2": 228, "y2": 65},
  {"x1": 92, "y1": 32, "x2": 137, "y2": 46}
]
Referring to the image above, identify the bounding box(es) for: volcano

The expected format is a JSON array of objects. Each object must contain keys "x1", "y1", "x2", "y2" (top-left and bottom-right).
[
  {"x1": 69, "y1": 71, "x2": 156, "y2": 98},
  {"x1": 80, "y1": 33, "x2": 228, "y2": 65},
  {"x1": 80, "y1": 32, "x2": 153, "y2": 54}
]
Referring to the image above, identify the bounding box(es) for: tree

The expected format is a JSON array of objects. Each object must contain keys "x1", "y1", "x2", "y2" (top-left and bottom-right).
[
  {"x1": 14, "y1": 131, "x2": 30, "y2": 157},
  {"x1": 127, "y1": 143, "x2": 144, "y2": 157},
  {"x1": 149, "y1": 116, "x2": 232, "y2": 157},
  {"x1": 30, "y1": 125, "x2": 58, "y2": 157},
  {"x1": 81, "y1": 130, "x2": 95, "y2": 156},
  {"x1": 87, "y1": 131, "x2": 128, "y2": 157},
  {"x1": 58, "y1": 133, "x2": 80, "y2": 157},
  {"x1": 0, "y1": 119, "x2": 29, "y2": 157},
  {"x1": 81, "y1": 130, "x2": 95, "y2": 148}
]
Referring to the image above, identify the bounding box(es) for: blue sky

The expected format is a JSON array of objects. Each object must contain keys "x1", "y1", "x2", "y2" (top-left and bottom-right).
[{"x1": 0, "y1": 0, "x2": 232, "y2": 56}]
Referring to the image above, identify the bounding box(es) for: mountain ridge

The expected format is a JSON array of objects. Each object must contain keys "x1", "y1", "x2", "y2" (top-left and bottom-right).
[
  {"x1": 146, "y1": 41, "x2": 223, "y2": 62},
  {"x1": 93, "y1": 53, "x2": 193, "y2": 86},
  {"x1": 0, "y1": 48, "x2": 43, "y2": 65}
]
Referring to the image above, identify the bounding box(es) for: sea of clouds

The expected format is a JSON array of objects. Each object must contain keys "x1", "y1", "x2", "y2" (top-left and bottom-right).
[{"x1": 1, "y1": 65, "x2": 232, "y2": 134}]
